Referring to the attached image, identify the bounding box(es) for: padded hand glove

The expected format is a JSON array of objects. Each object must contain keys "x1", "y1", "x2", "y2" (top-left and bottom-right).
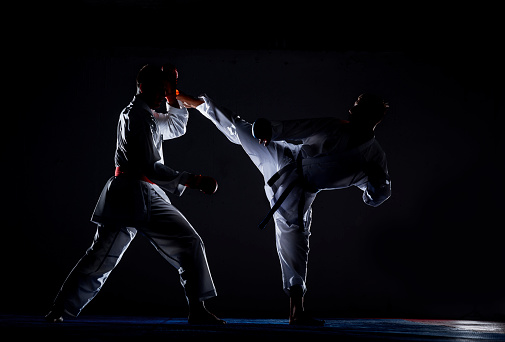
[
  {"x1": 185, "y1": 174, "x2": 218, "y2": 195},
  {"x1": 252, "y1": 118, "x2": 272, "y2": 146}
]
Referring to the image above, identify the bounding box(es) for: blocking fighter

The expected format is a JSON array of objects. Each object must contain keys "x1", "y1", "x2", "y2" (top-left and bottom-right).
[
  {"x1": 45, "y1": 64, "x2": 225, "y2": 325},
  {"x1": 177, "y1": 91, "x2": 391, "y2": 325}
]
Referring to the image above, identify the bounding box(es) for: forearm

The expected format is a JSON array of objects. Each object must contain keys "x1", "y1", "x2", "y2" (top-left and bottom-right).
[
  {"x1": 166, "y1": 95, "x2": 180, "y2": 109},
  {"x1": 145, "y1": 162, "x2": 190, "y2": 197}
]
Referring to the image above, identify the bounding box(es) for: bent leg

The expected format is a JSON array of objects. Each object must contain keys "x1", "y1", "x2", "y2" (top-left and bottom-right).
[
  {"x1": 141, "y1": 187, "x2": 217, "y2": 303},
  {"x1": 51, "y1": 225, "x2": 137, "y2": 316}
]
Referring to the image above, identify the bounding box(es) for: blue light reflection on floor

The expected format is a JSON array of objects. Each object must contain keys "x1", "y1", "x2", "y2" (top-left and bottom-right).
[
  {"x1": 2, "y1": 315, "x2": 505, "y2": 341},
  {"x1": 78, "y1": 317, "x2": 505, "y2": 340}
]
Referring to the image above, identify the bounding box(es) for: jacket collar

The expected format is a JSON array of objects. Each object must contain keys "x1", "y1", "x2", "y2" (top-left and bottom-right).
[{"x1": 133, "y1": 95, "x2": 154, "y2": 115}]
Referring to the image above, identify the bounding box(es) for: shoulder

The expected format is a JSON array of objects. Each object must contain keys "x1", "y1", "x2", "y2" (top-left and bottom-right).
[
  {"x1": 126, "y1": 97, "x2": 153, "y2": 122},
  {"x1": 371, "y1": 138, "x2": 385, "y2": 152},
  {"x1": 130, "y1": 97, "x2": 152, "y2": 116},
  {"x1": 120, "y1": 98, "x2": 153, "y2": 132}
]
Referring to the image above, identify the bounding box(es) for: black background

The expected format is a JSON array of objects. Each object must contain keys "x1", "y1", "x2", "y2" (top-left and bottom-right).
[{"x1": 4, "y1": 1, "x2": 504, "y2": 320}]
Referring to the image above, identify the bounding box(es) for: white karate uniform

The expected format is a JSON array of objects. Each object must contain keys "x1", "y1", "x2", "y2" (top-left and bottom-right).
[
  {"x1": 52, "y1": 96, "x2": 217, "y2": 316},
  {"x1": 195, "y1": 95, "x2": 390, "y2": 295}
]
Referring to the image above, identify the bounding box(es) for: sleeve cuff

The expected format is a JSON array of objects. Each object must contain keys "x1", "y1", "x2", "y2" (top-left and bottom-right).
[
  {"x1": 172, "y1": 172, "x2": 191, "y2": 197},
  {"x1": 196, "y1": 95, "x2": 209, "y2": 112}
]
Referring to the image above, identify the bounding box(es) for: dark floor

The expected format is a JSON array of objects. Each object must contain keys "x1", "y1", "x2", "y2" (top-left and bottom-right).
[{"x1": 2, "y1": 315, "x2": 504, "y2": 341}]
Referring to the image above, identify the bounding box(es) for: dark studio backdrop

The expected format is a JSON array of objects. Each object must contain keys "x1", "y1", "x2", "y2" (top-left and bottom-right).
[{"x1": 3, "y1": 1, "x2": 504, "y2": 321}]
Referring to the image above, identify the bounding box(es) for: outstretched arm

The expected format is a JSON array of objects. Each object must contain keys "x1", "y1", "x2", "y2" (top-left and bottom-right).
[
  {"x1": 178, "y1": 93, "x2": 243, "y2": 145},
  {"x1": 177, "y1": 93, "x2": 204, "y2": 108}
]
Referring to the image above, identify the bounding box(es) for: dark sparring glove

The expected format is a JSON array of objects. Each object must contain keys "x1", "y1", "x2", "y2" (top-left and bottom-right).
[
  {"x1": 185, "y1": 174, "x2": 218, "y2": 195},
  {"x1": 363, "y1": 161, "x2": 389, "y2": 186},
  {"x1": 252, "y1": 118, "x2": 272, "y2": 146}
]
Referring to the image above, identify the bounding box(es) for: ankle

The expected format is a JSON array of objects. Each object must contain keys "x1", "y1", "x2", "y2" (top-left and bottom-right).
[
  {"x1": 188, "y1": 299, "x2": 207, "y2": 314},
  {"x1": 289, "y1": 286, "x2": 305, "y2": 319}
]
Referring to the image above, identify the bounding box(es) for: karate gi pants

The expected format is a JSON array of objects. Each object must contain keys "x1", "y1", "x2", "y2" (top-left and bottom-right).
[
  {"x1": 197, "y1": 98, "x2": 316, "y2": 295},
  {"x1": 52, "y1": 185, "x2": 216, "y2": 316}
]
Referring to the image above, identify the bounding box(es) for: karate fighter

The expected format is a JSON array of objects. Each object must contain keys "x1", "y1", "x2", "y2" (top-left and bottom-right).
[
  {"x1": 45, "y1": 65, "x2": 225, "y2": 325},
  {"x1": 177, "y1": 91, "x2": 391, "y2": 325}
]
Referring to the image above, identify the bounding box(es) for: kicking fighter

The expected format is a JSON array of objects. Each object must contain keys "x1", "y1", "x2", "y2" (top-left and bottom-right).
[
  {"x1": 177, "y1": 91, "x2": 391, "y2": 325},
  {"x1": 45, "y1": 65, "x2": 225, "y2": 325}
]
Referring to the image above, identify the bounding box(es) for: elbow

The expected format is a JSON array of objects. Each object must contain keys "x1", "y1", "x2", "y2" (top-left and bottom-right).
[
  {"x1": 176, "y1": 117, "x2": 188, "y2": 136},
  {"x1": 177, "y1": 125, "x2": 187, "y2": 139},
  {"x1": 164, "y1": 123, "x2": 186, "y2": 139},
  {"x1": 364, "y1": 193, "x2": 390, "y2": 207},
  {"x1": 363, "y1": 180, "x2": 391, "y2": 207}
]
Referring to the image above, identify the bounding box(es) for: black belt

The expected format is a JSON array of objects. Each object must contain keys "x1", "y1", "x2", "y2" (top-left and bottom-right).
[{"x1": 258, "y1": 154, "x2": 315, "y2": 231}]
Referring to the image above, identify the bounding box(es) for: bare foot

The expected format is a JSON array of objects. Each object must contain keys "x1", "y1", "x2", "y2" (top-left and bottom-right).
[
  {"x1": 289, "y1": 311, "x2": 325, "y2": 326},
  {"x1": 188, "y1": 304, "x2": 226, "y2": 325},
  {"x1": 45, "y1": 310, "x2": 64, "y2": 323},
  {"x1": 288, "y1": 285, "x2": 324, "y2": 326}
]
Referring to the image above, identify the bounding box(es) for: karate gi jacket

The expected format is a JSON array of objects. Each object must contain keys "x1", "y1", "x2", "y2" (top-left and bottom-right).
[
  {"x1": 270, "y1": 117, "x2": 391, "y2": 207},
  {"x1": 91, "y1": 96, "x2": 190, "y2": 226}
]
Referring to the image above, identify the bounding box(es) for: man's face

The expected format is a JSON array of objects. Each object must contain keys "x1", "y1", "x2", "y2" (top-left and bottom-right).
[
  {"x1": 140, "y1": 80, "x2": 165, "y2": 109},
  {"x1": 348, "y1": 99, "x2": 360, "y2": 116},
  {"x1": 348, "y1": 95, "x2": 385, "y2": 128}
]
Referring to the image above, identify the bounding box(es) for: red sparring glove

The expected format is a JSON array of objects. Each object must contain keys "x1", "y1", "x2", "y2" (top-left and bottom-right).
[
  {"x1": 185, "y1": 174, "x2": 218, "y2": 195},
  {"x1": 161, "y1": 63, "x2": 179, "y2": 104}
]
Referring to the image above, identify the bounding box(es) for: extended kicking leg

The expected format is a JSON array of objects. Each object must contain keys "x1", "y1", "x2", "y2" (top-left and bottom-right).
[
  {"x1": 143, "y1": 187, "x2": 225, "y2": 325},
  {"x1": 178, "y1": 93, "x2": 295, "y2": 181}
]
